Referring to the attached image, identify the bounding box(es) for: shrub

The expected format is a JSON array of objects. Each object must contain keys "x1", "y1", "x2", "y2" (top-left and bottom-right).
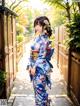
[
  {"x1": 16, "y1": 35, "x2": 24, "y2": 43},
  {"x1": 0, "y1": 70, "x2": 6, "y2": 88},
  {"x1": 66, "y1": 12, "x2": 80, "y2": 52}
]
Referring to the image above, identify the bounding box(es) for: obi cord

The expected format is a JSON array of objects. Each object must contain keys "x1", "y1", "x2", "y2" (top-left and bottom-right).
[{"x1": 27, "y1": 33, "x2": 54, "y2": 106}]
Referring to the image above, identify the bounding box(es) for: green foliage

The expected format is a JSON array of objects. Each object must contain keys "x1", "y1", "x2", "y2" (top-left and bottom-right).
[
  {"x1": 0, "y1": 70, "x2": 6, "y2": 88},
  {"x1": 43, "y1": 0, "x2": 69, "y2": 9},
  {"x1": 49, "y1": 34, "x2": 55, "y2": 48},
  {"x1": 16, "y1": 23, "x2": 25, "y2": 35},
  {"x1": 43, "y1": 0, "x2": 65, "y2": 8},
  {"x1": 16, "y1": 35, "x2": 24, "y2": 43},
  {"x1": 47, "y1": 6, "x2": 66, "y2": 27},
  {"x1": 25, "y1": 8, "x2": 33, "y2": 35},
  {"x1": 43, "y1": 0, "x2": 72, "y2": 22},
  {"x1": 66, "y1": 12, "x2": 80, "y2": 52}
]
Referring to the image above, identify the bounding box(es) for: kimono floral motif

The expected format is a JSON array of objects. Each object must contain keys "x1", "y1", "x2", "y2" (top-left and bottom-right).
[{"x1": 27, "y1": 33, "x2": 54, "y2": 106}]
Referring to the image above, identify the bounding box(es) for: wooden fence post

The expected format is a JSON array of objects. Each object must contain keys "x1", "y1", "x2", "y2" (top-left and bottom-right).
[
  {"x1": 67, "y1": 48, "x2": 72, "y2": 96},
  {"x1": 0, "y1": 5, "x2": 17, "y2": 99},
  {"x1": 1, "y1": 8, "x2": 7, "y2": 99}
]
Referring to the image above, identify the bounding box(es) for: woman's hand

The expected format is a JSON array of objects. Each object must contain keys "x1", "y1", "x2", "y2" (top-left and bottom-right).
[
  {"x1": 30, "y1": 67, "x2": 36, "y2": 76},
  {"x1": 27, "y1": 66, "x2": 31, "y2": 72}
]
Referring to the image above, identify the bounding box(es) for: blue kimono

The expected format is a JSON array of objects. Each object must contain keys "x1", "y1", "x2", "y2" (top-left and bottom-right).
[{"x1": 27, "y1": 34, "x2": 54, "y2": 106}]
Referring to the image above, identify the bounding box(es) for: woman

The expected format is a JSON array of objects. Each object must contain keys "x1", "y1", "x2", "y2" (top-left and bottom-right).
[{"x1": 27, "y1": 16, "x2": 54, "y2": 106}]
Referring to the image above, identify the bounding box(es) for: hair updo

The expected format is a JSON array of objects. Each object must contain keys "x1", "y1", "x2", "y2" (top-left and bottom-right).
[{"x1": 34, "y1": 16, "x2": 52, "y2": 37}]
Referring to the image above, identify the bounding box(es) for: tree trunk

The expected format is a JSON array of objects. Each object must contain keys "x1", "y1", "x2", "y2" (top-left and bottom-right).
[
  {"x1": 2, "y1": 0, "x2": 5, "y2": 6},
  {"x1": 66, "y1": 2, "x2": 71, "y2": 22}
]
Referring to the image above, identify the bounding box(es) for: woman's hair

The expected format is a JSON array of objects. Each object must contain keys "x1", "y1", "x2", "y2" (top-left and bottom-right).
[{"x1": 34, "y1": 16, "x2": 52, "y2": 37}]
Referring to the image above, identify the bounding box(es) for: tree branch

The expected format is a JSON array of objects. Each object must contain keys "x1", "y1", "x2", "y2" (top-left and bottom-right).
[
  {"x1": 55, "y1": 1, "x2": 66, "y2": 9},
  {"x1": 10, "y1": 0, "x2": 16, "y2": 9},
  {"x1": 12, "y1": 1, "x2": 22, "y2": 10},
  {"x1": 15, "y1": 7, "x2": 23, "y2": 13}
]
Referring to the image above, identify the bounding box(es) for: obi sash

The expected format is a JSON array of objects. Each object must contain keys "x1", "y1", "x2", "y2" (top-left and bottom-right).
[{"x1": 31, "y1": 50, "x2": 39, "y2": 60}]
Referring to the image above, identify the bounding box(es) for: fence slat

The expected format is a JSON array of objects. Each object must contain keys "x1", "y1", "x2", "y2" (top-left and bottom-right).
[{"x1": 55, "y1": 25, "x2": 80, "y2": 106}]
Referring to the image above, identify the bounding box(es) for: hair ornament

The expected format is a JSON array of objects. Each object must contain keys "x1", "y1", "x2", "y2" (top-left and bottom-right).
[{"x1": 44, "y1": 20, "x2": 50, "y2": 26}]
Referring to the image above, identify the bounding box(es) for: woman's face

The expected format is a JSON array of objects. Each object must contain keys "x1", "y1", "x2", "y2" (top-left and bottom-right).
[{"x1": 34, "y1": 24, "x2": 43, "y2": 34}]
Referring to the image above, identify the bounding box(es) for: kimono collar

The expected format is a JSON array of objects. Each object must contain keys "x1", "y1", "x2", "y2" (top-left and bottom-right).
[{"x1": 40, "y1": 33, "x2": 48, "y2": 39}]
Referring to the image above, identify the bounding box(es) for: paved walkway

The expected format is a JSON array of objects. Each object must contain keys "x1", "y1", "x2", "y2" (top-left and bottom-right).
[{"x1": 8, "y1": 42, "x2": 74, "y2": 106}]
